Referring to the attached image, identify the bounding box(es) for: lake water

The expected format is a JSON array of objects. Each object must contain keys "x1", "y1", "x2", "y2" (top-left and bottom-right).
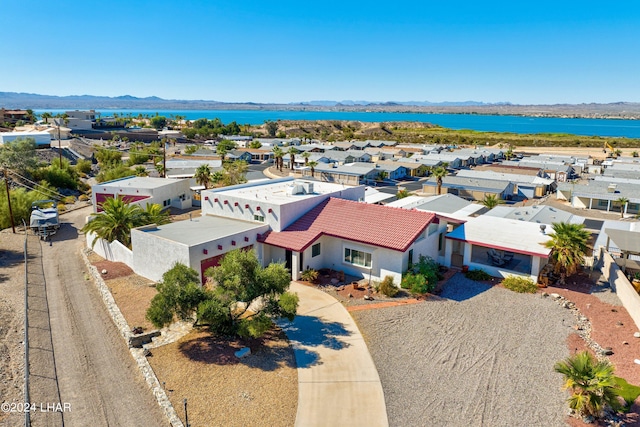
[{"x1": 35, "y1": 109, "x2": 640, "y2": 138}]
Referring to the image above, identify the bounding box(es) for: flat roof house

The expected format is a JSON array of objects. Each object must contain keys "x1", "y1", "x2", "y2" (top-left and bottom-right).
[
  {"x1": 445, "y1": 215, "x2": 552, "y2": 280},
  {"x1": 91, "y1": 176, "x2": 192, "y2": 212},
  {"x1": 422, "y1": 176, "x2": 515, "y2": 201},
  {"x1": 556, "y1": 180, "x2": 640, "y2": 216}
]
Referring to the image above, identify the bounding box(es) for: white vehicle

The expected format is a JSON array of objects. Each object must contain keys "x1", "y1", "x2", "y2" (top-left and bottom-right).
[{"x1": 30, "y1": 200, "x2": 60, "y2": 240}]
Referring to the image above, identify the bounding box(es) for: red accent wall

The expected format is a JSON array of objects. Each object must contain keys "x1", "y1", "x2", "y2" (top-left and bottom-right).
[
  {"x1": 200, "y1": 245, "x2": 253, "y2": 285},
  {"x1": 95, "y1": 193, "x2": 115, "y2": 212}
]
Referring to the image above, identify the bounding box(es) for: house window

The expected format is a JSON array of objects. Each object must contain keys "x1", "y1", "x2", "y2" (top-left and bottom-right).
[
  {"x1": 312, "y1": 243, "x2": 321, "y2": 257},
  {"x1": 408, "y1": 249, "x2": 413, "y2": 267},
  {"x1": 598, "y1": 199, "x2": 608, "y2": 207},
  {"x1": 254, "y1": 214, "x2": 265, "y2": 222},
  {"x1": 344, "y1": 248, "x2": 372, "y2": 268},
  {"x1": 438, "y1": 232, "x2": 445, "y2": 252},
  {"x1": 163, "y1": 199, "x2": 171, "y2": 207}
]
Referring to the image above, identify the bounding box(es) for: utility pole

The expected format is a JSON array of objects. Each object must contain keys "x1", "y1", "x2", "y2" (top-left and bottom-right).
[
  {"x1": 163, "y1": 138, "x2": 167, "y2": 178},
  {"x1": 53, "y1": 118, "x2": 62, "y2": 165},
  {"x1": 3, "y1": 169, "x2": 16, "y2": 233}
]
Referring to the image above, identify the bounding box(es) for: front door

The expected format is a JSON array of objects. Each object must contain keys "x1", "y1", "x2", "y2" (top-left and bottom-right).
[{"x1": 285, "y1": 250, "x2": 292, "y2": 277}]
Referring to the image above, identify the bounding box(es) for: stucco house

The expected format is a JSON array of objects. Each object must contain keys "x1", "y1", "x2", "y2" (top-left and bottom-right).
[
  {"x1": 444, "y1": 215, "x2": 552, "y2": 280},
  {"x1": 91, "y1": 176, "x2": 193, "y2": 212},
  {"x1": 259, "y1": 197, "x2": 439, "y2": 285}
]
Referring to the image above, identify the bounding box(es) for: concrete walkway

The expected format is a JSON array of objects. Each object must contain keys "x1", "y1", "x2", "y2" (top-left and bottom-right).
[{"x1": 281, "y1": 282, "x2": 389, "y2": 427}]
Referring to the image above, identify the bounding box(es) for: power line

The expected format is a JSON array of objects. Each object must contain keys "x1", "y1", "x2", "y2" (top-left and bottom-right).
[{"x1": 5, "y1": 170, "x2": 65, "y2": 201}]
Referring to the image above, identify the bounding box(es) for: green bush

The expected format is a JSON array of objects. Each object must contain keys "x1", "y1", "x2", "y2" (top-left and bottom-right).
[
  {"x1": 300, "y1": 268, "x2": 319, "y2": 283},
  {"x1": 63, "y1": 195, "x2": 76, "y2": 204},
  {"x1": 78, "y1": 194, "x2": 89, "y2": 201},
  {"x1": 501, "y1": 275, "x2": 537, "y2": 293},
  {"x1": 75, "y1": 159, "x2": 92, "y2": 174},
  {"x1": 378, "y1": 275, "x2": 399, "y2": 297},
  {"x1": 465, "y1": 269, "x2": 492, "y2": 281},
  {"x1": 401, "y1": 273, "x2": 433, "y2": 294}
]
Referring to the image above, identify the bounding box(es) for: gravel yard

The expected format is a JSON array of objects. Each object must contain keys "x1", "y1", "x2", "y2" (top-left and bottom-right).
[{"x1": 352, "y1": 273, "x2": 575, "y2": 427}]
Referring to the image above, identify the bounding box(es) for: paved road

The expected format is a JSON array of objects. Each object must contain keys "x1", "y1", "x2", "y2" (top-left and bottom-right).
[{"x1": 32, "y1": 207, "x2": 167, "y2": 427}]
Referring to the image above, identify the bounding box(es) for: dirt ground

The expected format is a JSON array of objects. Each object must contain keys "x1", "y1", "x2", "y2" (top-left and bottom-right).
[
  {"x1": 0, "y1": 229, "x2": 27, "y2": 427},
  {"x1": 148, "y1": 328, "x2": 297, "y2": 427},
  {"x1": 87, "y1": 253, "x2": 158, "y2": 332},
  {"x1": 514, "y1": 145, "x2": 639, "y2": 160}
]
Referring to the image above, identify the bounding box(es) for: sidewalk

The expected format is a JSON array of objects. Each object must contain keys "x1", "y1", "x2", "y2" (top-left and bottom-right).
[{"x1": 281, "y1": 282, "x2": 389, "y2": 427}]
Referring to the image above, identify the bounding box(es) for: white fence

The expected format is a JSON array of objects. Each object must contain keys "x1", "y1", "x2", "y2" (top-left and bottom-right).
[
  {"x1": 599, "y1": 247, "x2": 640, "y2": 330},
  {"x1": 86, "y1": 232, "x2": 134, "y2": 268}
]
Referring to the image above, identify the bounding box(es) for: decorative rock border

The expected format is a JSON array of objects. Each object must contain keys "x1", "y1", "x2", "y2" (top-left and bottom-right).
[
  {"x1": 543, "y1": 292, "x2": 610, "y2": 358},
  {"x1": 81, "y1": 249, "x2": 184, "y2": 427}
]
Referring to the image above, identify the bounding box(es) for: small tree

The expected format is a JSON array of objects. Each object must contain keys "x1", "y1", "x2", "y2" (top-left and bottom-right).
[
  {"x1": 431, "y1": 166, "x2": 448, "y2": 195},
  {"x1": 216, "y1": 139, "x2": 237, "y2": 160},
  {"x1": 307, "y1": 160, "x2": 318, "y2": 178},
  {"x1": 146, "y1": 263, "x2": 207, "y2": 327},
  {"x1": 396, "y1": 189, "x2": 410, "y2": 199},
  {"x1": 481, "y1": 194, "x2": 503, "y2": 209},
  {"x1": 194, "y1": 164, "x2": 212, "y2": 189},
  {"x1": 265, "y1": 120, "x2": 279, "y2": 137},
  {"x1": 615, "y1": 197, "x2": 628, "y2": 218},
  {"x1": 203, "y1": 249, "x2": 298, "y2": 338},
  {"x1": 554, "y1": 351, "x2": 621, "y2": 419},
  {"x1": 544, "y1": 222, "x2": 590, "y2": 285}
]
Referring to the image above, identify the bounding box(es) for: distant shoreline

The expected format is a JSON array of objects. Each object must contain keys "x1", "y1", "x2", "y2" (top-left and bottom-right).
[{"x1": 2, "y1": 91, "x2": 639, "y2": 120}]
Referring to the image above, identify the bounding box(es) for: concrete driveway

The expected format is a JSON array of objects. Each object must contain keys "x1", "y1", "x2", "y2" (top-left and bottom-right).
[{"x1": 281, "y1": 282, "x2": 388, "y2": 427}]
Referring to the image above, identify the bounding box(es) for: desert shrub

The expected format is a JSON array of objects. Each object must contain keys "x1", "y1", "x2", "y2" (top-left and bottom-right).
[
  {"x1": 78, "y1": 194, "x2": 89, "y2": 201},
  {"x1": 75, "y1": 159, "x2": 92, "y2": 174},
  {"x1": 300, "y1": 268, "x2": 319, "y2": 283},
  {"x1": 401, "y1": 272, "x2": 433, "y2": 294},
  {"x1": 465, "y1": 269, "x2": 492, "y2": 281},
  {"x1": 378, "y1": 275, "x2": 399, "y2": 297},
  {"x1": 63, "y1": 195, "x2": 76, "y2": 204},
  {"x1": 409, "y1": 255, "x2": 441, "y2": 286},
  {"x1": 57, "y1": 203, "x2": 67, "y2": 212},
  {"x1": 501, "y1": 275, "x2": 537, "y2": 293}
]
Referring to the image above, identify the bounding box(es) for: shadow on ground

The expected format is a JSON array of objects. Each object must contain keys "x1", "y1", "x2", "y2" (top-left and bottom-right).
[
  {"x1": 438, "y1": 273, "x2": 492, "y2": 302},
  {"x1": 279, "y1": 315, "x2": 352, "y2": 369},
  {"x1": 177, "y1": 328, "x2": 297, "y2": 371}
]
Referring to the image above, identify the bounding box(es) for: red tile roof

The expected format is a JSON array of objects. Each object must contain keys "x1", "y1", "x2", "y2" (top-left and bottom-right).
[{"x1": 260, "y1": 198, "x2": 436, "y2": 252}]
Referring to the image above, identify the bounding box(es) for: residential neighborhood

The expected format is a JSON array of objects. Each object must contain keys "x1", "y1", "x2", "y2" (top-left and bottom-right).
[{"x1": 2, "y1": 108, "x2": 640, "y2": 427}]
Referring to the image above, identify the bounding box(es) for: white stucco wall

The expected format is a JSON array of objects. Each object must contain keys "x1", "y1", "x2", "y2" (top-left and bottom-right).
[
  {"x1": 85, "y1": 232, "x2": 134, "y2": 267},
  {"x1": 202, "y1": 183, "x2": 364, "y2": 232},
  {"x1": 131, "y1": 226, "x2": 191, "y2": 283},
  {"x1": 92, "y1": 178, "x2": 192, "y2": 212}
]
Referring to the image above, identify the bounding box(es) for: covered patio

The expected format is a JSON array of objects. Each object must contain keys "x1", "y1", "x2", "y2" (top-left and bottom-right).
[
  {"x1": 604, "y1": 228, "x2": 640, "y2": 274},
  {"x1": 444, "y1": 216, "x2": 552, "y2": 280}
]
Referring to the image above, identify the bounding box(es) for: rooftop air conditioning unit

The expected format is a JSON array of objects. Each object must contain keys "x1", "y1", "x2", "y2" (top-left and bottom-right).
[
  {"x1": 302, "y1": 182, "x2": 314, "y2": 194},
  {"x1": 607, "y1": 184, "x2": 617, "y2": 193}
]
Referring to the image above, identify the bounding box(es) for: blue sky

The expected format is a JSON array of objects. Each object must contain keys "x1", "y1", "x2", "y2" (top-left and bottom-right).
[{"x1": 2, "y1": 1, "x2": 639, "y2": 104}]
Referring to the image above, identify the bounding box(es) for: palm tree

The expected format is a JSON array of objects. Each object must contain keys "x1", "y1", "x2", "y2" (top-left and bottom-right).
[
  {"x1": 194, "y1": 164, "x2": 212, "y2": 189},
  {"x1": 481, "y1": 194, "x2": 503, "y2": 209},
  {"x1": 396, "y1": 189, "x2": 410, "y2": 199},
  {"x1": 272, "y1": 146, "x2": 284, "y2": 172},
  {"x1": 142, "y1": 203, "x2": 171, "y2": 226},
  {"x1": 81, "y1": 197, "x2": 145, "y2": 248},
  {"x1": 301, "y1": 151, "x2": 311, "y2": 165},
  {"x1": 134, "y1": 165, "x2": 148, "y2": 176},
  {"x1": 287, "y1": 146, "x2": 299, "y2": 170},
  {"x1": 431, "y1": 166, "x2": 448, "y2": 195},
  {"x1": 554, "y1": 351, "x2": 621, "y2": 419},
  {"x1": 307, "y1": 160, "x2": 318, "y2": 178},
  {"x1": 544, "y1": 222, "x2": 591, "y2": 284},
  {"x1": 615, "y1": 197, "x2": 629, "y2": 218}
]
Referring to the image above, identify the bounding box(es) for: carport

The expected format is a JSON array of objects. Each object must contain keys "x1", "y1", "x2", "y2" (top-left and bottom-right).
[{"x1": 605, "y1": 228, "x2": 640, "y2": 272}]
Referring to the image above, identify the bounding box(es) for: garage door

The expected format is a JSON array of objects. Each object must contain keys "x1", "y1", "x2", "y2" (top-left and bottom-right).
[{"x1": 201, "y1": 255, "x2": 224, "y2": 285}]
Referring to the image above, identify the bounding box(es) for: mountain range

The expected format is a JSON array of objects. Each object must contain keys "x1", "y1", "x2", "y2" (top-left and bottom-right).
[{"x1": 1, "y1": 92, "x2": 639, "y2": 119}]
